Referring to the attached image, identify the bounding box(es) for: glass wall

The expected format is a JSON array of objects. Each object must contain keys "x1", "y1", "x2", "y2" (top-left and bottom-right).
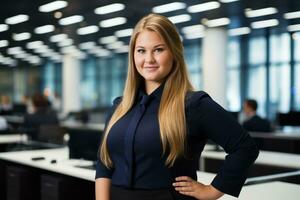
[
  {"x1": 247, "y1": 36, "x2": 267, "y2": 117},
  {"x1": 227, "y1": 38, "x2": 241, "y2": 111}
]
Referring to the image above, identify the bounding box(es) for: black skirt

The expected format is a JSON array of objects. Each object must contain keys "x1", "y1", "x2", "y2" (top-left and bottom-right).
[
  {"x1": 110, "y1": 185, "x2": 174, "y2": 200},
  {"x1": 110, "y1": 185, "x2": 196, "y2": 200}
]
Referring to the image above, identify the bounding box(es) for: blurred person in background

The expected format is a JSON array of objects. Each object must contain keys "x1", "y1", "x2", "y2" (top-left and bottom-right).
[
  {"x1": 23, "y1": 93, "x2": 58, "y2": 141},
  {"x1": 242, "y1": 99, "x2": 272, "y2": 132}
]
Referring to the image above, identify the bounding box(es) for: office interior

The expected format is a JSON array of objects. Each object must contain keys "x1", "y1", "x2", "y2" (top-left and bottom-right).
[{"x1": 0, "y1": 0, "x2": 300, "y2": 199}]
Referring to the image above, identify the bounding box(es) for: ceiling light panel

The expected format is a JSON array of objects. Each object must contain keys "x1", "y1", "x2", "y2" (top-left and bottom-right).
[
  {"x1": 287, "y1": 24, "x2": 300, "y2": 32},
  {"x1": 39, "y1": 1, "x2": 68, "y2": 12},
  {"x1": 99, "y1": 36, "x2": 118, "y2": 44},
  {"x1": 251, "y1": 19, "x2": 279, "y2": 29},
  {"x1": 95, "y1": 3, "x2": 125, "y2": 15},
  {"x1": 284, "y1": 11, "x2": 300, "y2": 19},
  {"x1": 152, "y1": 2, "x2": 186, "y2": 13},
  {"x1": 168, "y1": 14, "x2": 191, "y2": 24},
  {"x1": 204, "y1": 17, "x2": 230, "y2": 27},
  {"x1": 50, "y1": 34, "x2": 68, "y2": 42},
  {"x1": 99, "y1": 17, "x2": 127, "y2": 28},
  {"x1": 228, "y1": 27, "x2": 251, "y2": 36},
  {"x1": 77, "y1": 25, "x2": 99, "y2": 35},
  {"x1": 26, "y1": 41, "x2": 44, "y2": 49},
  {"x1": 115, "y1": 28, "x2": 133, "y2": 37},
  {"x1": 245, "y1": 7, "x2": 278, "y2": 18},
  {"x1": 187, "y1": 1, "x2": 220, "y2": 13},
  {"x1": 13, "y1": 32, "x2": 31, "y2": 41},
  {"x1": 219, "y1": 0, "x2": 239, "y2": 3},
  {"x1": 59, "y1": 15, "x2": 84, "y2": 25},
  {"x1": 0, "y1": 40, "x2": 9, "y2": 48},
  {"x1": 35, "y1": 25, "x2": 55, "y2": 34},
  {"x1": 0, "y1": 24, "x2": 9, "y2": 32},
  {"x1": 5, "y1": 14, "x2": 29, "y2": 25},
  {"x1": 181, "y1": 25, "x2": 204, "y2": 34},
  {"x1": 79, "y1": 42, "x2": 96, "y2": 50}
]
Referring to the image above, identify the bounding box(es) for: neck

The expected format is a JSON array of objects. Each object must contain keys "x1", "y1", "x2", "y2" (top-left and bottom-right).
[{"x1": 145, "y1": 81, "x2": 161, "y2": 95}]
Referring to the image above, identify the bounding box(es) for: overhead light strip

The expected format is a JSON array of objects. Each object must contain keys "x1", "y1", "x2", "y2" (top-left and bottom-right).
[
  {"x1": 168, "y1": 14, "x2": 191, "y2": 24},
  {"x1": 152, "y1": 2, "x2": 186, "y2": 13},
  {"x1": 187, "y1": 1, "x2": 220, "y2": 13},
  {"x1": 5, "y1": 14, "x2": 29, "y2": 25},
  {"x1": 251, "y1": 19, "x2": 279, "y2": 29},
  {"x1": 245, "y1": 7, "x2": 278, "y2": 18},
  {"x1": 99, "y1": 17, "x2": 127, "y2": 28},
  {"x1": 59, "y1": 15, "x2": 84, "y2": 25},
  {"x1": 94, "y1": 3, "x2": 125, "y2": 15},
  {"x1": 0, "y1": 24, "x2": 9, "y2": 32},
  {"x1": 77, "y1": 25, "x2": 99, "y2": 35},
  {"x1": 228, "y1": 27, "x2": 251, "y2": 36},
  {"x1": 39, "y1": 1, "x2": 68, "y2": 12},
  {"x1": 284, "y1": 11, "x2": 300, "y2": 19},
  {"x1": 35, "y1": 25, "x2": 55, "y2": 34}
]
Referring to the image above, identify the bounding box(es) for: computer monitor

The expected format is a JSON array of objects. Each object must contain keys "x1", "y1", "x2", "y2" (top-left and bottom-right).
[
  {"x1": 277, "y1": 112, "x2": 300, "y2": 126},
  {"x1": 68, "y1": 128, "x2": 102, "y2": 161}
]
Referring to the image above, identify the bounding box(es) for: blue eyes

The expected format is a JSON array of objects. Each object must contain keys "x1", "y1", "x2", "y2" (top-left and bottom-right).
[{"x1": 136, "y1": 48, "x2": 164, "y2": 54}]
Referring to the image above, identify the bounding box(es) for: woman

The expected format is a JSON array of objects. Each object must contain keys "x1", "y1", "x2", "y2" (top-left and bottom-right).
[{"x1": 95, "y1": 13, "x2": 259, "y2": 200}]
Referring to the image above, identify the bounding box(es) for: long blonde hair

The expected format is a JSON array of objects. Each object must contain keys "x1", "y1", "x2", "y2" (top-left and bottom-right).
[{"x1": 100, "y1": 13, "x2": 194, "y2": 168}]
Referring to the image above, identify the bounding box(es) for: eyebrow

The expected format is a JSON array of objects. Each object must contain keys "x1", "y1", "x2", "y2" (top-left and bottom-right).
[{"x1": 135, "y1": 44, "x2": 166, "y2": 49}]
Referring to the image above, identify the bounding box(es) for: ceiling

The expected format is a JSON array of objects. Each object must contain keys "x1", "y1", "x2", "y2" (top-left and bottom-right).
[{"x1": 0, "y1": 0, "x2": 300, "y2": 67}]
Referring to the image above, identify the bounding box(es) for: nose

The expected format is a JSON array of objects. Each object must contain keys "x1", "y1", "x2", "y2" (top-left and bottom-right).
[{"x1": 145, "y1": 52, "x2": 155, "y2": 63}]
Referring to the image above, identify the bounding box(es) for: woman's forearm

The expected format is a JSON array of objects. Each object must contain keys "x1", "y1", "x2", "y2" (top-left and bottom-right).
[{"x1": 95, "y1": 178, "x2": 111, "y2": 200}]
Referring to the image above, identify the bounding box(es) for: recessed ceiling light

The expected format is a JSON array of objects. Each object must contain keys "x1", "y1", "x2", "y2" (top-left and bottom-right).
[
  {"x1": 228, "y1": 27, "x2": 251, "y2": 36},
  {"x1": 251, "y1": 19, "x2": 279, "y2": 29},
  {"x1": 0, "y1": 24, "x2": 9, "y2": 32},
  {"x1": 99, "y1": 17, "x2": 127, "y2": 28},
  {"x1": 59, "y1": 15, "x2": 84, "y2": 25},
  {"x1": 204, "y1": 17, "x2": 230, "y2": 27},
  {"x1": 13, "y1": 32, "x2": 31, "y2": 41},
  {"x1": 35, "y1": 25, "x2": 55, "y2": 34},
  {"x1": 115, "y1": 28, "x2": 133, "y2": 37},
  {"x1": 94, "y1": 3, "x2": 125, "y2": 15},
  {"x1": 0, "y1": 40, "x2": 9, "y2": 48},
  {"x1": 39, "y1": 1, "x2": 68, "y2": 12},
  {"x1": 5, "y1": 14, "x2": 29, "y2": 25},
  {"x1": 245, "y1": 7, "x2": 277, "y2": 18},
  {"x1": 54, "y1": 12, "x2": 63, "y2": 19},
  {"x1": 77, "y1": 25, "x2": 99, "y2": 35},
  {"x1": 284, "y1": 11, "x2": 300, "y2": 19},
  {"x1": 168, "y1": 14, "x2": 191, "y2": 24},
  {"x1": 152, "y1": 2, "x2": 186, "y2": 13},
  {"x1": 187, "y1": 1, "x2": 220, "y2": 13}
]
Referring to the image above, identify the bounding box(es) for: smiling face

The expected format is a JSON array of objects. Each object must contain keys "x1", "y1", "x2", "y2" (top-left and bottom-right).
[{"x1": 134, "y1": 30, "x2": 174, "y2": 93}]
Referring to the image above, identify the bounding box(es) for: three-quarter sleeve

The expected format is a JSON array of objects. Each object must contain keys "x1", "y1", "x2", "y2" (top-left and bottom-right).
[
  {"x1": 190, "y1": 92, "x2": 259, "y2": 197},
  {"x1": 95, "y1": 97, "x2": 122, "y2": 179}
]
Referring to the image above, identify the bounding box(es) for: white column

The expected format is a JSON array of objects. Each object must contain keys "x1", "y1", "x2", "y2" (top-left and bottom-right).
[
  {"x1": 62, "y1": 55, "x2": 81, "y2": 115},
  {"x1": 202, "y1": 27, "x2": 228, "y2": 108}
]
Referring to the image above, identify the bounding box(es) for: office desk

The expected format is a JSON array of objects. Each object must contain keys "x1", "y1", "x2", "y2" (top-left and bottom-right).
[
  {"x1": 250, "y1": 131, "x2": 300, "y2": 154},
  {"x1": 1, "y1": 148, "x2": 300, "y2": 200}
]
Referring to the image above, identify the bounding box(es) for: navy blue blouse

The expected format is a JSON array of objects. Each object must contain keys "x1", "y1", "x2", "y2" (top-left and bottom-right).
[{"x1": 96, "y1": 85, "x2": 259, "y2": 197}]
